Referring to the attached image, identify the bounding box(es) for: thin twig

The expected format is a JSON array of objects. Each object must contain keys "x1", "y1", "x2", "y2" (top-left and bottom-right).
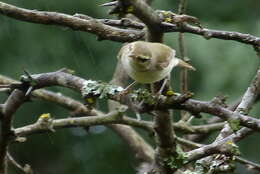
[
  {"x1": 14, "y1": 112, "x2": 153, "y2": 137},
  {"x1": 178, "y1": 0, "x2": 189, "y2": 121},
  {"x1": 235, "y1": 156, "x2": 260, "y2": 172},
  {"x1": 7, "y1": 152, "x2": 33, "y2": 174},
  {"x1": 164, "y1": 23, "x2": 260, "y2": 47}
]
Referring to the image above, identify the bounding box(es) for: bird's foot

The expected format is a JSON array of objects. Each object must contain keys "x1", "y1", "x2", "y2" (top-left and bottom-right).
[
  {"x1": 117, "y1": 81, "x2": 137, "y2": 97},
  {"x1": 117, "y1": 88, "x2": 131, "y2": 97}
]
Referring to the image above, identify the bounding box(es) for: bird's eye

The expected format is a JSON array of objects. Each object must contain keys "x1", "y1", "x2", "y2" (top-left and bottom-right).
[{"x1": 137, "y1": 56, "x2": 150, "y2": 63}]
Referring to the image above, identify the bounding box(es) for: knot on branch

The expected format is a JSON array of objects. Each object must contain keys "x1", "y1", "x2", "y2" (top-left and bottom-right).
[
  {"x1": 14, "y1": 136, "x2": 27, "y2": 143},
  {"x1": 157, "y1": 10, "x2": 202, "y2": 28},
  {"x1": 210, "y1": 95, "x2": 228, "y2": 107},
  {"x1": 23, "y1": 164, "x2": 34, "y2": 174},
  {"x1": 221, "y1": 141, "x2": 240, "y2": 156},
  {"x1": 37, "y1": 113, "x2": 55, "y2": 132},
  {"x1": 20, "y1": 70, "x2": 38, "y2": 95},
  {"x1": 0, "y1": 70, "x2": 38, "y2": 96},
  {"x1": 167, "y1": 91, "x2": 194, "y2": 104}
]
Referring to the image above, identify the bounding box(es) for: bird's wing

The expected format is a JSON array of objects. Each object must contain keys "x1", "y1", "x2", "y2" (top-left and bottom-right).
[
  {"x1": 117, "y1": 43, "x2": 132, "y2": 59},
  {"x1": 155, "y1": 48, "x2": 176, "y2": 70}
]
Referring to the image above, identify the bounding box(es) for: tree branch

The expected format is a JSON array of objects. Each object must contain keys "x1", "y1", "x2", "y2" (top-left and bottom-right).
[
  {"x1": 115, "y1": 0, "x2": 178, "y2": 172},
  {"x1": 0, "y1": 1, "x2": 259, "y2": 47},
  {"x1": 0, "y1": 89, "x2": 26, "y2": 173},
  {"x1": 0, "y1": 1, "x2": 143, "y2": 42},
  {"x1": 216, "y1": 68, "x2": 260, "y2": 140},
  {"x1": 161, "y1": 96, "x2": 260, "y2": 131},
  {"x1": 187, "y1": 127, "x2": 251, "y2": 162},
  {"x1": 195, "y1": 65, "x2": 260, "y2": 173},
  {"x1": 0, "y1": 74, "x2": 224, "y2": 136},
  {"x1": 175, "y1": 133, "x2": 260, "y2": 173},
  {"x1": 14, "y1": 111, "x2": 153, "y2": 136},
  {"x1": 235, "y1": 156, "x2": 260, "y2": 172},
  {"x1": 3, "y1": 69, "x2": 260, "y2": 173},
  {"x1": 0, "y1": 74, "x2": 155, "y2": 164},
  {"x1": 177, "y1": 0, "x2": 190, "y2": 121},
  {"x1": 108, "y1": 58, "x2": 154, "y2": 163},
  {"x1": 3, "y1": 70, "x2": 260, "y2": 133},
  {"x1": 164, "y1": 24, "x2": 260, "y2": 47},
  {"x1": 7, "y1": 152, "x2": 33, "y2": 174}
]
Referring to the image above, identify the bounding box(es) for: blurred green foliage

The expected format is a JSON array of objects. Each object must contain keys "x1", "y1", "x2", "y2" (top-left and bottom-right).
[{"x1": 0, "y1": 0, "x2": 260, "y2": 173}]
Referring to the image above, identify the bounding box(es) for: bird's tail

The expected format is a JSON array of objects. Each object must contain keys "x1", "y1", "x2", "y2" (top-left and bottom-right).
[{"x1": 177, "y1": 59, "x2": 196, "y2": 71}]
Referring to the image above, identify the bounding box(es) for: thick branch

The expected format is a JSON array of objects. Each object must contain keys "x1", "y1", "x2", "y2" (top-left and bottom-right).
[
  {"x1": 3, "y1": 71, "x2": 260, "y2": 132},
  {"x1": 120, "y1": 0, "x2": 161, "y2": 29},
  {"x1": 0, "y1": 1, "x2": 259, "y2": 46},
  {"x1": 0, "y1": 75, "x2": 91, "y2": 116},
  {"x1": 115, "y1": 0, "x2": 163, "y2": 42},
  {"x1": 115, "y1": 1, "x2": 177, "y2": 172},
  {"x1": 0, "y1": 75, "x2": 224, "y2": 136},
  {"x1": 0, "y1": 2, "x2": 143, "y2": 42},
  {"x1": 0, "y1": 89, "x2": 26, "y2": 173},
  {"x1": 0, "y1": 74, "x2": 154, "y2": 164},
  {"x1": 108, "y1": 59, "x2": 154, "y2": 163},
  {"x1": 216, "y1": 68, "x2": 260, "y2": 140},
  {"x1": 161, "y1": 97, "x2": 260, "y2": 131}
]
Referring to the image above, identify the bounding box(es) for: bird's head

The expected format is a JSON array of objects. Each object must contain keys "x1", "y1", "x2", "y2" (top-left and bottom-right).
[{"x1": 128, "y1": 42, "x2": 153, "y2": 71}]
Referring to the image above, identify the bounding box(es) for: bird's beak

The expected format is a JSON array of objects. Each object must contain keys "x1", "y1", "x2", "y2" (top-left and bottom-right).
[
  {"x1": 128, "y1": 54, "x2": 135, "y2": 59},
  {"x1": 177, "y1": 59, "x2": 196, "y2": 71}
]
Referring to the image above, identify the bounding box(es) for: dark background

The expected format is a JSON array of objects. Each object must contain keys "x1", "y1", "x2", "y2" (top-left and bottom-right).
[{"x1": 0, "y1": 0, "x2": 260, "y2": 173}]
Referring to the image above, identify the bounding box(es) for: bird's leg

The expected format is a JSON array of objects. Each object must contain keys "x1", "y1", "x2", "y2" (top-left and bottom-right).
[
  {"x1": 125, "y1": 81, "x2": 137, "y2": 92},
  {"x1": 124, "y1": 81, "x2": 136, "y2": 94},
  {"x1": 135, "y1": 112, "x2": 142, "y2": 121},
  {"x1": 151, "y1": 77, "x2": 170, "y2": 96},
  {"x1": 118, "y1": 81, "x2": 137, "y2": 96},
  {"x1": 158, "y1": 78, "x2": 169, "y2": 95}
]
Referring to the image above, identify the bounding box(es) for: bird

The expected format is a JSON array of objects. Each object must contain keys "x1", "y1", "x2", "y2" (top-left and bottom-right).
[{"x1": 117, "y1": 41, "x2": 195, "y2": 88}]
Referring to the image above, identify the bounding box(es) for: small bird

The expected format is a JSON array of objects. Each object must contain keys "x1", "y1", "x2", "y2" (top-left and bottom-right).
[{"x1": 118, "y1": 41, "x2": 195, "y2": 85}]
